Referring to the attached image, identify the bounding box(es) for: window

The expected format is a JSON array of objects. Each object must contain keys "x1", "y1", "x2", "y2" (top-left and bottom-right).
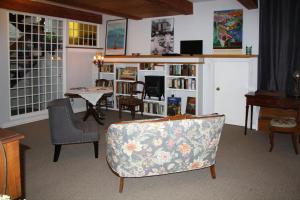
[
  {"x1": 9, "y1": 12, "x2": 64, "y2": 116},
  {"x1": 68, "y1": 21, "x2": 97, "y2": 47}
]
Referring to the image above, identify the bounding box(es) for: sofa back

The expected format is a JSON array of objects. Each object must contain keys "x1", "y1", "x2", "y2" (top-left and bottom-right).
[{"x1": 106, "y1": 114, "x2": 225, "y2": 177}]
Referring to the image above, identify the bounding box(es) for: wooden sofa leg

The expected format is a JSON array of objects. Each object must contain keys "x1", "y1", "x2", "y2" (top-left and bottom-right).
[
  {"x1": 119, "y1": 177, "x2": 124, "y2": 193},
  {"x1": 93, "y1": 141, "x2": 99, "y2": 158},
  {"x1": 210, "y1": 165, "x2": 216, "y2": 179}
]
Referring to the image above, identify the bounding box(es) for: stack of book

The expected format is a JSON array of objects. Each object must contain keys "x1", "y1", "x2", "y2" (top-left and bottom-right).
[
  {"x1": 100, "y1": 64, "x2": 114, "y2": 73},
  {"x1": 144, "y1": 102, "x2": 164, "y2": 115},
  {"x1": 116, "y1": 82, "x2": 134, "y2": 94},
  {"x1": 169, "y1": 78, "x2": 196, "y2": 90},
  {"x1": 169, "y1": 64, "x2": 196, "y2": 76}
]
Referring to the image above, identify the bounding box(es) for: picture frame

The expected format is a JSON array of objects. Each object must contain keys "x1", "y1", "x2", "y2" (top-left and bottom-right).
[
  {"x1": 105, "y1": 19, "x2": 128, "y2": 55},
  {"x1": 186, "y1": 97, "x2": 196, "y2": 115},
  {"x1": 167, "y1": 96, "x2": 181, "y2": 116},
  {"x1": 213, "y1": 9, "x2": 243, "y2": 49}
]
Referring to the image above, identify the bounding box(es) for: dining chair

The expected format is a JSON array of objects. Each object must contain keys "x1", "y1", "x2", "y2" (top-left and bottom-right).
[
  {"x1": 95, "y1": 79, "x2": 114, "y2": 110},
  {"x1": 118, "y1": 81, "x2": 145, "y2": 119}
]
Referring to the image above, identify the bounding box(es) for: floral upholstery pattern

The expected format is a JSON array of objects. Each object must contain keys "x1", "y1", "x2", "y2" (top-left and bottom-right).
[{"x1": 106, "y1": 115, "x2": 225, "y2": 178}]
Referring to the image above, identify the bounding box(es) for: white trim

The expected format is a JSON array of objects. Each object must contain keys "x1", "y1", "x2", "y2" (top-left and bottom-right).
[
  {"x1": 1, "y1": 106, "x2": 86, "y2": 128},
  {"x1": 1, "y1": 110, "x2": 48, "y2": 128}
]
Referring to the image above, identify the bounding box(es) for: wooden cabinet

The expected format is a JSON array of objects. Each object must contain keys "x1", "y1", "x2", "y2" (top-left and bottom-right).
[{"x1": 0, "y1": 129, "x2": 24, "y2": 199}]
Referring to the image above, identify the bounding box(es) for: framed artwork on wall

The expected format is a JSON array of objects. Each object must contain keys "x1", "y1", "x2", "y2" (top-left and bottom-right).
[
  {"x1": 151, "y1": 18, "x2": 174, "y2": 55},
  {"x1": 105, "y1": 19, "x2": 128, "y2": 55},
  {"x1": 213, "y1": 9, "x2": 243, "y2": 49}
]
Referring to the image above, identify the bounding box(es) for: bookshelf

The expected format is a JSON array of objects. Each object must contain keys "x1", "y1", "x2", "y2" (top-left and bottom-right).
[
  {"x1": 102, "y1": 56, "x2": 204, "y2": 116},
  {"x1": 165, "y1": 63, "x2": 200, "y2": 116}
]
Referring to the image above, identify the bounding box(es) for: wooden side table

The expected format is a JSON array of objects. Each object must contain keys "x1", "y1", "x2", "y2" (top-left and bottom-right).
[
  {"x1": 0, "y1": 129, "x2": 24, "y2": 199},
  {"x1": 245, "y1": 91, "x2": 300, "y2": 135}
]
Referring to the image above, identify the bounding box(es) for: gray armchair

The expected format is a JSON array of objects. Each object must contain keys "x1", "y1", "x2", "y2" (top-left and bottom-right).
[{"x1": 47, "y1": 98, "x2": 100, "y2": 162}]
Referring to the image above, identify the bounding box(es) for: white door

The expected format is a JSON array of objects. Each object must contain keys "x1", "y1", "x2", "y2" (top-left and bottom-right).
[{"x1": 214, "y1": 61, "x2": 249, "y2": 126}]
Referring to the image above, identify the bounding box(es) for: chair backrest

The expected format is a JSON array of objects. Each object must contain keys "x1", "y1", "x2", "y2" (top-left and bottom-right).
[
  {"x1": 106, "y1": 114, "x2": 225, "y2": 177},
  {"x1": 47, "y1": 98, "x2": 78, "y2": 144},
  {"x1": 95, "y1": 79, "x2": 109, "y2": 87},
  {"x1": 130, "y1": 81, "x2": 145, "y2": 99}
]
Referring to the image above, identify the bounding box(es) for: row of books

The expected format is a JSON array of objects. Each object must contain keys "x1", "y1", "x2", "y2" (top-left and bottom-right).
[
  {"x1": 100, "y1": 64, "x2": 114, "y2": 73},
  {"x1": 116, "y1": 82, "x2": 134, "y2": 94},
  {"x1": 169, "y1": 64, "x2": 196, "y2": 76},
  {"x1": 167, "y1": 96, "x2": 196, "y2": 116},
  {"x1": 116, "y1": 67, "x2": 137, "y2": 81},
  {"x1": 140, "y1": 63, "x2": 164, "y2": 71},
  {"x1": 144, "y1": 102, "x2": 164, "y2": 115},
  {"x1": 168, "y1": 78, "x2": 196, "y2": 90}
]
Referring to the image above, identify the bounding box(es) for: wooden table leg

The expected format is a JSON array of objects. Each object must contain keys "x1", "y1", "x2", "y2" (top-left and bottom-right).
[
  {"x1": 244, "y1": 104, "x2": 249, "y2": 135},
  {"x1": 83, "y1": 101, "x2": 104, "y2": 125},
  {"x1": 250, "y1": 105, "x2": 253, "y2": 130},
  {"x1": 83, "y1": 100, "x2": 90, "y2": 121}
]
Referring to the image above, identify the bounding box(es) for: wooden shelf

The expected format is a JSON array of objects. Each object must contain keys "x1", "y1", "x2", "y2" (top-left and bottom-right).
[{"x1": 105, "y1": 54, "x2": 258, "y2": 59}]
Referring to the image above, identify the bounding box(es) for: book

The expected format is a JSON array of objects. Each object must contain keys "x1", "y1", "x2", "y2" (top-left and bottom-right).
[
  {"x1": 167, "y1": 96, "x2": 181, "y2": 116},
  {"x1": 186, "y1": 97, "x2": 196, "y2": 115}
]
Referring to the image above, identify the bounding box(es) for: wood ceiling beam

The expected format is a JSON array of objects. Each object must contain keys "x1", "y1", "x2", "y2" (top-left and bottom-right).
[
  {"x1": 0, "y1": 0, "x2": 102, "y2": 24},
  {"x1": 44, "y1": 0, "x2": 141, "y2": 20},
  {"x1": 236, "y1": 0, "x2": 258, "y2": 9},
  {"x1": 146, "y1": 0, "x2": 193, "y2": 15}
]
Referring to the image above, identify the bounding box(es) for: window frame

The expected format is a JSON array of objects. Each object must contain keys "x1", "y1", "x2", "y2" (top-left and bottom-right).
[
  {"x1": 8, "y1": 11, "x2": 66, "y2": 118},
  {"x1": 67, "y1": 20, "x2": 99, "y2": 48}
]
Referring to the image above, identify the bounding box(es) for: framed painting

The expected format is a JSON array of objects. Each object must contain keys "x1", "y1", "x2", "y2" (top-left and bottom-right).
[
  {"x1": 151, "y1": 18, "x2": 174, "y2": 55},
  {"x1": 105, "y1": 19, "x2": 128, "y2": 55},
  {"x1": 213, "y1": 9, "x2": 243, "y2": 49}
]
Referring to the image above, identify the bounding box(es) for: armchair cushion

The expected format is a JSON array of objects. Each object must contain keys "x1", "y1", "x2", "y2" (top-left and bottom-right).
[{"x1": 47, "y1": 98, "x2": 99, "y2": 145}]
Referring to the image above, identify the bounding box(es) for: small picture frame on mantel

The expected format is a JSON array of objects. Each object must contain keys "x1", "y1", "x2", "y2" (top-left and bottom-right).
[{"x1": 105, "y1": 19, "x2": 128, "y2": 55}]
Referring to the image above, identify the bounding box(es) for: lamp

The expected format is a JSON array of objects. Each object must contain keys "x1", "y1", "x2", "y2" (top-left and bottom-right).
[
  {"x1": 292, "y1": 70, "x2": 300, "y2": 97},
  {"x1": 93, "y1": 52, "x2": 104, "y2": 79}
]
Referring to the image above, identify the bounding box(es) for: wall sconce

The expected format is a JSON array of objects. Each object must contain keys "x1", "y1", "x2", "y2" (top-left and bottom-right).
[{"x1": 93, "y1": 52, "x2": 104, "y2": 79}]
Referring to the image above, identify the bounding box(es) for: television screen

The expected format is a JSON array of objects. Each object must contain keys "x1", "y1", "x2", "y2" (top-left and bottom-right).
[{"x1": 180, "y1": 40, "x2": 203, "y2": 55}]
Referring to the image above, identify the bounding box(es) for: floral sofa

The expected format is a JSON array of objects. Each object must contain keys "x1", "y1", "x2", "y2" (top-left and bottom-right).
[{"x1": 106, "y1": 114, "x2": 225, "y2": 192}]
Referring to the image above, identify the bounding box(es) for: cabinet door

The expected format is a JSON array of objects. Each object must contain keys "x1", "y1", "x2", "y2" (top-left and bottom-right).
[{"x1": 214, "y1": 61, "x2": 249, "y2": 126}]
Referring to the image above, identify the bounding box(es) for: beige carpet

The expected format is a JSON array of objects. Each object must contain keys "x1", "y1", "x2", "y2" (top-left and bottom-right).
[{"x1": 8, "y1": 110, "x2": 300, "y2": 200}]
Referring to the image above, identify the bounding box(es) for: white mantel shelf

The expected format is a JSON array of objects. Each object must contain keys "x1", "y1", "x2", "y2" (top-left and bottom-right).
[
  {"x1": 104, "y1": 54, "x2": 258, "y2": 59},
  {"x1": 104, "y1": 54, "x2": 257, "y2": 64}
]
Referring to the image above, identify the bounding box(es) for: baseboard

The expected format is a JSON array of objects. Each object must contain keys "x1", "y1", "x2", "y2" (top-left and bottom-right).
[
  {"x1": 1, "y1": 112, "x2": 48, "y2": 128},
  {"x1": 1, "y1": 106, "x2": 86, "y2": 128}
]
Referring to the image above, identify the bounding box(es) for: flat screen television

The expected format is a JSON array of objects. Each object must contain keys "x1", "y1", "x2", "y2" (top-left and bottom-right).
[{"x1": 180, "y1": 40, "x2": 203, "y2": 55}]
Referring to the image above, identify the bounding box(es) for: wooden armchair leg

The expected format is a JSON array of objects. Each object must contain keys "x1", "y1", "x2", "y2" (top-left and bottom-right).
[
  {"x1": 119, "y1": 177, "x2": 124, "y2": 193},
  {"x1": 130, "y1": 107, "x2": 135, "y2": 119},
  {"x1": 53, "y1": 144, "x2": 62, "y2": 162},
  {"x1": 209, "y1": 164, "x2": 216, "y2": 179},
  {"x1": 93, "y1": 141, "x2": 99, "y2": 158}
]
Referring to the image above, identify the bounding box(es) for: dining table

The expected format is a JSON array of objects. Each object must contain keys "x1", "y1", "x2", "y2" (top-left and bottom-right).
[{"x1": 65, "y1": 86, "x2": 113, "y2": 125}]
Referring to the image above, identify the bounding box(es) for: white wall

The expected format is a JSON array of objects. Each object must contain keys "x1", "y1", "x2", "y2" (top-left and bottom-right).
[
  {"x1": 66, "y1": 48, "x2": 98, "y2": 112},
  {"x1": 0, "y1": 10, "x2": 10, "y2": 127},
  {"x1": 101, "y1": 0, "x2": 259, "y2": 55}
]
